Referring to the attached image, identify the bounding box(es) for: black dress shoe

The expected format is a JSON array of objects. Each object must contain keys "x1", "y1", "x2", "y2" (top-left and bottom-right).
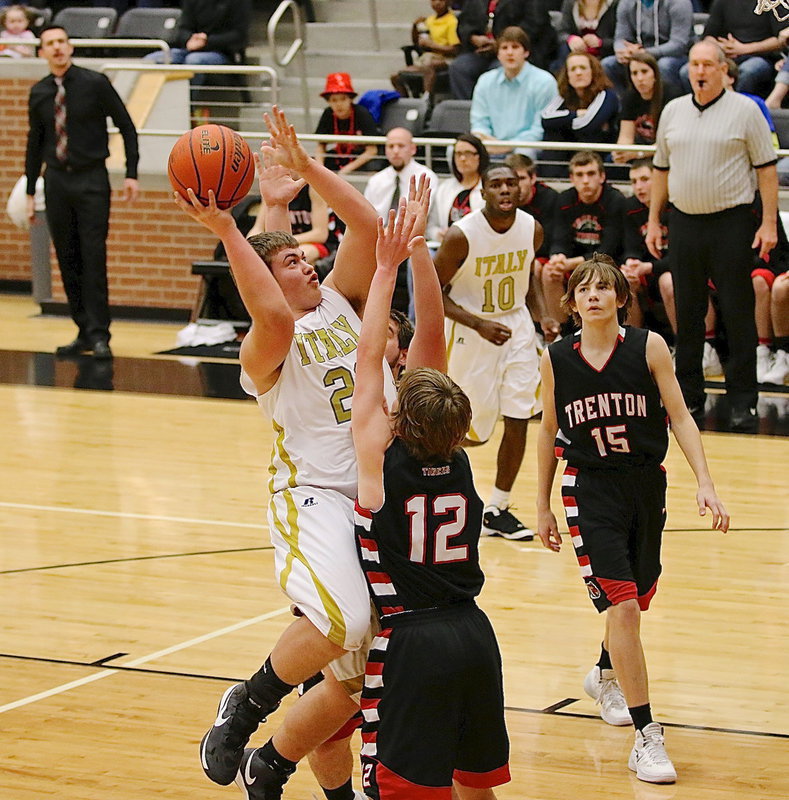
[
  {"x1": 730, "y1": 405, "x2": 758, "y2": 433},
  {"x1": 55, "y1": 338, "x2": 90, "y2": 357},
  {"x1": 92, "y1": 341, "x2": 113, "y2": 360}
]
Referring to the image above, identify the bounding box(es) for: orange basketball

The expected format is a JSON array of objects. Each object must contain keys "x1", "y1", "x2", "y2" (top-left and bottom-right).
[{"x1": 168, "y1": 124, "x2": 255, "y2": 210}]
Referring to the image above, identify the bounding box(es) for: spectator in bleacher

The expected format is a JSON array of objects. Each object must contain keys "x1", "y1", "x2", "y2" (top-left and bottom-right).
[
  {"x1": 680, "y1": 0, "x2": 783, "y2": 97},
  {"x1": 470, "y1": 27, "x2": 557, "y2": 158},
  {"x1": 765, "y1": 28, "x2": 789, "y2": 109},
  {"x1": 0, "y1": 4, "x2": 35, "y2": 58},
  {"x1": 613, "y1": 52, "x2": 681, "y2": 164},
  {"x1": 544, "y1": 150, "x2": 625, "y2": 325},
  {"x1": 364, "y1": 128, "x2": 438, "y2": 312},
  {"x1": 540, "y1": 52, "x2": 619, "y2": 175},
  {"x1": 314, "y1": 72, "x2": 379, "y2": 174},
  {"x1": 449, "y1": 0, "x2": 557, "y2": 100},
  {"x1": 391, "y1": 0, "x2": 460, "y2": 98},
  {"x1": 553, "y1": 0, "x2": 619, "y2": 69},
  {"x1": 602, "y1": 0, "x2": 693, "y2": 94},
  {"x1": 427, "y1": 133, "x2": 488, "y2": 244},
  {"x1": 761, "y1": 272, "x2": 789, "y2": 384},
  {"x1": 144, "y1": 0, "x2": 250, "y2": 87},
  {"x1": 621, "y1": 158, "x2": 673, "y2": 330},
  {"x1": 504, "y1": 153, "x2": 558, "y2": 263}
]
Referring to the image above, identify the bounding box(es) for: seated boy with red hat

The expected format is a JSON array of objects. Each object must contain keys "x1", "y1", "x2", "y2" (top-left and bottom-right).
[{"x1": 315, "y1": 72, "x2": 380, "y2": 174}]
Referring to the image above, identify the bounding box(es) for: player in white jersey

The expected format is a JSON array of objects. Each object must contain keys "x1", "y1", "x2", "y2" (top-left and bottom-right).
[
  {"x1": 435, "y1": 164, "x2": 559, "y2": 541},
  {"x1": 176, "y1": 107, "x2": 430, "y2": 799}
]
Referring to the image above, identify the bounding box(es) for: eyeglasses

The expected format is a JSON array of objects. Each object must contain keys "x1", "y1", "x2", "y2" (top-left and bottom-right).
[{"x1": 454, "y1": 150, "x2": 480, "y2": 159}]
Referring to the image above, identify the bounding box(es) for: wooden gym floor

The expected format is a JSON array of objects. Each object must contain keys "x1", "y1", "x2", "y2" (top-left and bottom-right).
[{"x1": 0, "y1": 294, "x2": 787, "y2": 800}]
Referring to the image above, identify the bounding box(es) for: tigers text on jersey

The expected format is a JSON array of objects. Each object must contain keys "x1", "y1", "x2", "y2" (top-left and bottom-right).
[
  {"x1": 549, "y1": 326, "x2": 668, "y2": 470},
  {"x1": 241, "y1": 285, "x2": 396, "y2": 499},
  {"x1": 354, "y1": 438, "x2": 485, "y2": 619},
  {"x1": 447, "y1": 208, "x2": 535, "y2": 318}
]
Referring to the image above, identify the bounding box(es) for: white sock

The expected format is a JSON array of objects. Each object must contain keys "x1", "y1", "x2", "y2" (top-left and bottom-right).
[{"x1": 487, "y1": 488, "x2": 510, "y2": 510}]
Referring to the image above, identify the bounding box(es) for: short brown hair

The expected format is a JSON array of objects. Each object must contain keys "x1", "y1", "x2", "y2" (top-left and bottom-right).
[
  {"x1": 496, "y1": 26, "x2": 530, "y2": 53},
  {"x1": 246, "y1": 230, "x2": 299, "y2": 267},
  {"x1": 504, "y1": 153, "x2": 536, "y2": 177},
  {"x1": 569, "y1": 150, "x2": 604, "y2": 175},
  {"x1": 392, "y1": 368, "x2": 471, "y2": 463},
  {"x1": 561, "y1": 253, "x2": 631, "y2": 326}
]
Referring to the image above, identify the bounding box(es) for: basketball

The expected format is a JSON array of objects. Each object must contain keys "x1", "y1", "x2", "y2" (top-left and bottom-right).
[{"x1": 168, "y1": 124, "x2": 255, "y2": 210}]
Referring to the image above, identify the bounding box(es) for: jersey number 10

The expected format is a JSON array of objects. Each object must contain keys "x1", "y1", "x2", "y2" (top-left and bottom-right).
[{"x1": 405, "y1": 493, "x2": 469, "y2": 565}]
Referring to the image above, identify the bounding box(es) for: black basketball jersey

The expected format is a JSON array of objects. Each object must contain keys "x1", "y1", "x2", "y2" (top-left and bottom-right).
[
  {"x1": 355, "y1": 438, "x2": 485, "y2": 620},
  {"x1": 549, "y1": 326, "x2": 668, "y2": 470},
  {"x1": 289, "y1": 184, "x2": 312, "y2": 237}
]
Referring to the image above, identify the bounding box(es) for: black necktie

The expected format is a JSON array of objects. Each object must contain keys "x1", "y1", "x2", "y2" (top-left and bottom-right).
[{"x1": 389, "y1": 175, "x2": 401, "y2": 211}]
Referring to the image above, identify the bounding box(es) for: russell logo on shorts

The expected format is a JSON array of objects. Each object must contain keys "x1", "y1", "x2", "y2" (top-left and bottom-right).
[
  {"x1": 585, "y1": 578, "x2": 602, "y2": 600},
  {"x1": 302, "y1": 497, "x2": 317, "y2": 507}
]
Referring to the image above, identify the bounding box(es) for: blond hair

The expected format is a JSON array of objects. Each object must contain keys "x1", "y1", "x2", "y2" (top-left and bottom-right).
[
  {"x1": 246, "y1": 230, "x2": 299, "y2": 267},
  {"x1": 392, "y1": 368, "x2": 471, "y2": 463}
]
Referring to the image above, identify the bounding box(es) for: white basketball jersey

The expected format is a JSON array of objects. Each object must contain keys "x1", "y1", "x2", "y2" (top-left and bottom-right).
[
  {"x1": 241, "y1": 286, "x2": 395, "y2": 499},
  {"x1": 447, "y1": 209, "x2": 536, "y2": 318}
]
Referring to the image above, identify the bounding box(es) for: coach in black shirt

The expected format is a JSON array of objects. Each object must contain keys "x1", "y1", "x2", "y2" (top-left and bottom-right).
[{"x1": 25, "y1": 26, "x2": 139, "y2": 360}]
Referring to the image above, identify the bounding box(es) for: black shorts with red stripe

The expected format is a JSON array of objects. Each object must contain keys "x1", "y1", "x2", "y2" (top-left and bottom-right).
[
  {"x1": 359, "y1": 602, "x2": 510, "y2": 799},
  {"x1": 561, "y1": 463, "x2": 667, "y2": 613}
]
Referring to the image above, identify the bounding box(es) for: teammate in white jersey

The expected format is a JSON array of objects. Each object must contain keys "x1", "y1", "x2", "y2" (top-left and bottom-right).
[
  {"x1": 176, "y1": 107, "x2": 429, "y2": 799},
  {"x1": 435, "y1": 164, "x2": 558, "y2": 541}
]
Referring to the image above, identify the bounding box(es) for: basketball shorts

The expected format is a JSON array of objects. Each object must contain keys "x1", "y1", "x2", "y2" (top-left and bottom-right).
[
  {"x1": 268, "y1": 486, "x2": 372, "y2": 650},
  {"x1": 360, "y1": 603, "x2": 510, "y2": 799},
  {"x1": 561, "y1": 464, "x2": 667, "y2": 613},
  {"x1": 446, "y1": 307, "x2": 541, "y2": 443}
]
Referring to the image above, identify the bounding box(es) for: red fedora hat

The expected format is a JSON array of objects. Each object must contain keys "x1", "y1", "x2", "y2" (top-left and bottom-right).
[{"x1": 321, "y1": 72, "x2": 357, "y2": 98}]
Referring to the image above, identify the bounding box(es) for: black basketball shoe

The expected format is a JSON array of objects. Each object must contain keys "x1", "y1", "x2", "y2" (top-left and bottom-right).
[
  {"x1": 235, "y1": 747, "x2": 296, "y2": 800},
  {"x1": 200, "y1": 683, "x2": 269, "y2": 785}
]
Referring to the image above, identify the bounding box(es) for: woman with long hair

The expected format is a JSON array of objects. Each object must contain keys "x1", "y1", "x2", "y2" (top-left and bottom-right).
[
  {"x1": 541, "y1": 52, "x2": 619, "y2": 174},
  {"x1": 554, "y1": 0, "x2": 618, "y2": 68},
  {"x1": 613, "y1": 52, "x2": 680, "y2": 164},
  {"x1": 426, "y1": 133, "x2": 489, "y2": 243}
]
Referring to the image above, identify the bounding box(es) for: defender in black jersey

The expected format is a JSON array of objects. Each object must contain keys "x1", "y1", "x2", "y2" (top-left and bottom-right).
[
  {"x1": 536, "y1": 255, "x2": 729, "y2": 785},
  {"x1": 352, "y1": 189, "x2": 510, "y2": 799}
]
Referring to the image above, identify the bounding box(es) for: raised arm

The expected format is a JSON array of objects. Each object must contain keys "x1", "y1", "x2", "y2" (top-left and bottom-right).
[
  {"x1": 352, "y1": 206, "x2": 418, "y2": 511},
  {"x1": 174, "y1": 189, "x2": 294, "y2": 394},
  {"x1": 263, "y1": 106, "x2": 378, "y2": 312},
  {"x1": 402, "y1": 176, "x2": 444, "y2": 372},
  {"x1": 248, "y1": 149, "x2": 306, "y2": 236}
]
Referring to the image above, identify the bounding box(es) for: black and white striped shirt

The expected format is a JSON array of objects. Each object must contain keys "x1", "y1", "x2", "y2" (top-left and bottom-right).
[{"x1": 653, "y1": 90, "x2": 777, "y2": 215}]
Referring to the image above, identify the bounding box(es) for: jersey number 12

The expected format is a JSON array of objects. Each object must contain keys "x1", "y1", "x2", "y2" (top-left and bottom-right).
[{"x1": 405, "y1": 494, "x2": 469, "y2": 564}]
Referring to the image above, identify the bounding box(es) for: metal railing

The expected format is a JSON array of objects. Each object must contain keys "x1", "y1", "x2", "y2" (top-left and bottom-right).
[
  {"x1": 28, "y1": 37, "x2": 172, "y2": 60},
  {"x1": 267, "y1": 0, "x2": 310, "y2": 129},
  {"x1": 106, "y1": 63, "x2": 280, "y2": 130},
  {"x1": 368, "y1": 0, "x2": 381, "y2": 52}
]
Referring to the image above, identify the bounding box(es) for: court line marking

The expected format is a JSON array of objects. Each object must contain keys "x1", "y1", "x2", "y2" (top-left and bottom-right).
[
  {"x1": 0, "y1": 606, "x2": 290, "y2": 715},
  {"x1": 0, "y1": 501, "x2": 265, "y2": 530},
  {"x1": 0, "y1": 546, "x2": 275, "y2": 575}
]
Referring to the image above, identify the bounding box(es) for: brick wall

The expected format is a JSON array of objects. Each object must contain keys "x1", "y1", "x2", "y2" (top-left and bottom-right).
[{"x1": 0, "y1": 72, "x2": 218, "y2": 314}]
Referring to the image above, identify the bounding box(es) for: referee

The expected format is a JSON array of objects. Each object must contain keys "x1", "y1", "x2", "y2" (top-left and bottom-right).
[
  {"x1": 646, "y1": 40, "x2": 778, "y2": 432},
  {"x1": 25, "y1": 26, "x2": 139, "y2": 360}
]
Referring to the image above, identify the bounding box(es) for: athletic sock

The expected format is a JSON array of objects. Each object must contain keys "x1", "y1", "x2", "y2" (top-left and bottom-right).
[
  {"x1": 323, "y1": 778, "x2": 355, "y2": 800},
  {"x1": 488, "y1": 487, "x2": 510, "y2": 509},
  {"x1": 758, "y1": 337, "x2": 773, "y2": 347},
  {"x1": 629, "y1": 703, "x2": 653, "y2": 732},
  {"x1": 246, "y1": 656, "x2": 297, "y2": 712},
  {"x1": 596, "y1": 643, "x2": 613, "y2": 671},
  {"x1": 259, "y1": 738, "x2": 298, "y2": 776}
]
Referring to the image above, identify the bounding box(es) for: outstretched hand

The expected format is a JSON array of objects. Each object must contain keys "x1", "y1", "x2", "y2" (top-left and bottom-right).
[
  {"x1": 254, "y1": 149, "x2": 305, "y2": 208},
  {"x1": 404, "y1": 173, "x2": 431, "y2": 239},
  {"x1": 173, "y1": 188, "x2": 236, "y2": 237},
  {"x1": 376, "y1": 203, "x2": 419, "y2": 274},
  {"x1": 262, "y1": 105, "x2": 311, "y2": 174}
]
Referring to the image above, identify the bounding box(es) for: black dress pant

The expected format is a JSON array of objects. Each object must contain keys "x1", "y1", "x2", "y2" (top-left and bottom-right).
[
  {"x1": 669, "y1": 204, "x2": 757, "y2": 410},
  {"x1": 44, "y1": 165, "x2": 112, "y2": 345}
]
